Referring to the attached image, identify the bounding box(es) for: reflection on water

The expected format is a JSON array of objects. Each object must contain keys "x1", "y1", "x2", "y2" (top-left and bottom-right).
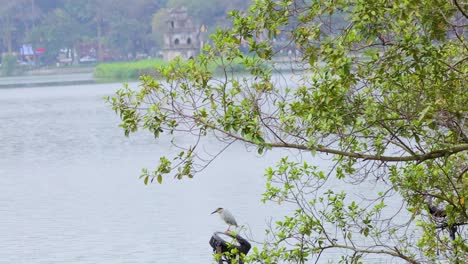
[{"x1": 0, "y1": 82, "x2": 400, "y2": 263}]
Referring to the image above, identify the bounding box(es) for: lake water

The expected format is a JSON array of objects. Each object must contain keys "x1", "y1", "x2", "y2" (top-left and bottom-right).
[
  {"x1": 0, "y1": 81, "x2": 403, "y2": 263},
  {"x1": 0, "y1": 82, "x2": 294, "y2": 264}
]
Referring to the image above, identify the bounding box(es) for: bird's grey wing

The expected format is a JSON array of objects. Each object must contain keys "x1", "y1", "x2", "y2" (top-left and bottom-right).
[{"x1": 224, "y1": 209, "x2": 238, "y2": 226}]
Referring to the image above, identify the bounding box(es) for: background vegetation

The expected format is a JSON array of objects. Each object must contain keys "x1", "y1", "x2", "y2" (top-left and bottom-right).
[
  {"x1": 0, "y1": 54, "x2": 17, "y2": 76},
  {"x1": 94, "y1": 59, "x2": 167, "y2": 80},
  {"x1": 0, "y1": 0, "x2": 251, "y2": 65}
]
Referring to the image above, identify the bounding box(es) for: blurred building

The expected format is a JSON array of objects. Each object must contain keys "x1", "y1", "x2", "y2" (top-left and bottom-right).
[{"x1": 162, "y1": 7, "x2": 200, "y2": 61}]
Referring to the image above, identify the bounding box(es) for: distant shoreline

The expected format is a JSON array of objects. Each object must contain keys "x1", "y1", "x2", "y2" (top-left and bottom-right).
[
  {"x1": 23, "y1": 66, "x2": 95, "y2": 76},
  {"x1": 0, "y1": 72, "x2": 97, "y2": 89},
  {"x1": 0, "y1": 57, "x2": 305, "y2": 88},
  {"x1": 0, "y1": 80, "x2": 96, "y2": 89}
]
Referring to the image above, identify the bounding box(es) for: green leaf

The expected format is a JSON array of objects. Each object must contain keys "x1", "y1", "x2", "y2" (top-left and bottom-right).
[{"x1": 258, "y1": 147, "x2": 264, "y2": 155}]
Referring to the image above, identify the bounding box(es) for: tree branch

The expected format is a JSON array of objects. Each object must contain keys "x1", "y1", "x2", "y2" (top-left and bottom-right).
[
  {"x1": 453, "y1": 0, "x2": 468, "y2": 19},
  {"x1": 168, "y1": 108, "x2": 468, "y2": 163},
  {"x1": 322, "y1": 244, "x2": 419, "y2": 264},
  {"x1": 269, "y1": 142, "x2": 468, "y2": 162}
]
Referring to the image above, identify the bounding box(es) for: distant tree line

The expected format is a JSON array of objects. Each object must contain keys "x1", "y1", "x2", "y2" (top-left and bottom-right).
[{"x1": 0, "y1": 0, "x2": 250, "y2": 65}]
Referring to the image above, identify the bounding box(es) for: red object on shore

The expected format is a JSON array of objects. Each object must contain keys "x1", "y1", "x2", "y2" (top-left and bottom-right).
[{"x1": 35, "y1": 48, "x2": 46, "y2": 54}]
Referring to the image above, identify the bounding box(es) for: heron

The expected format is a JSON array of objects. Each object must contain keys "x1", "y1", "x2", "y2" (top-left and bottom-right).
[{"x1": 211, "y1": 207, "x2": 238, "y2": 232}]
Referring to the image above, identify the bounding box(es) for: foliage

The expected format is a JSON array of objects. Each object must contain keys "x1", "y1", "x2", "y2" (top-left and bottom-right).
[
  {"x1": 106, "y1": 18, "x2": 150, "y2": 57},
  {"x1": 166, "y1": 0, "x2": 250, "y2": 31},
  {"x1": 30, "y1": 8, "x2": 88, "y2": 64},
  {"x1": 1, "y1": 54, "x2": 17, "y2": 76},
  {"x1": 95, "y1": 56, "x2": 256, "y2": 81},
  {"x1": 0, "y1": 0, "x2": 251, "y2": 64},
  {"x1": 94, "y1": 59, "x2": 167, "y2": 80},
  {"x1": 0, "y1": 0, "x2": 34, "y2": 53},
  {"x1": 151, "y1": 0, "x2": 251, "y2": 51},
  {"x1": 151, "y1": 8, "x2": 170, "y2": 50},
  {"x1": 109, "y1": 0, "x2": 467, "y2": 263}
]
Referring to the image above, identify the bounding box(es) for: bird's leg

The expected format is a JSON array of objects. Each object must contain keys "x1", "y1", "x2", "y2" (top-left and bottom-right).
[{"x1": 226, "y1": 225, "x2": 231, "y2": 233}]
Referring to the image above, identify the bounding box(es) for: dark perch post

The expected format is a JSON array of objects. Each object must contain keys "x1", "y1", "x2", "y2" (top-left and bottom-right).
[{"x1": 209, "y1": 232, "x2": 251, "y2": 264}]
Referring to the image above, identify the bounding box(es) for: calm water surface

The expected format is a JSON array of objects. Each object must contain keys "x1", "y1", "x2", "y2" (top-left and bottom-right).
[
  {"x1": 0, "y1": 81, "x2": 401, "y2": 263},
  {"x1": 0, "y1": 82, "x2": 295, "y2": 264}
]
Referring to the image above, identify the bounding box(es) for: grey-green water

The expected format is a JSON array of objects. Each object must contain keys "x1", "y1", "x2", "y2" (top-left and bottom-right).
[
  {"x1": 0, "y1": 82, "x2": 292, "y2": 263},
  {"x1": 0, "y1": 80, "x2": 403, "y2": 263},
  {"x1": 0, "y1": 73, "x2": 93, "y2": 87}
]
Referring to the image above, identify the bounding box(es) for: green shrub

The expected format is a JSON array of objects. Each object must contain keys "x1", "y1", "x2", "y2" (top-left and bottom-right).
[
  {"x1": 94, "y1": 59, "x2": 168, "y2": 80},
  {"x1": 94, "y1": 57, "x2": 270, "y2": 81},
  {"x1": 1, "y1": 54, "x2": 17, "y2": 76}
]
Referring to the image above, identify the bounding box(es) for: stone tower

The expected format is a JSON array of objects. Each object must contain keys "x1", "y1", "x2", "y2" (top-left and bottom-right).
[{"x1": 162, "y1": 7, "x2": 200, "y2": 61}]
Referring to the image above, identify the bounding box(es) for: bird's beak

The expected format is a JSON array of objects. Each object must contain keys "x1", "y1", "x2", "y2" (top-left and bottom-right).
[{"x1": 211, "y1": 209, "x2": 217, "y2": 214}]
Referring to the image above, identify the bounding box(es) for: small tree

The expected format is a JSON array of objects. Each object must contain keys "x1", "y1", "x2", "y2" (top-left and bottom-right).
[
  {"x1": 110, "y1": 0, "x2": 467, "y2": 263},
  {"x1": 1, "y1": 54, "x2": 17, "y2": 76}
]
